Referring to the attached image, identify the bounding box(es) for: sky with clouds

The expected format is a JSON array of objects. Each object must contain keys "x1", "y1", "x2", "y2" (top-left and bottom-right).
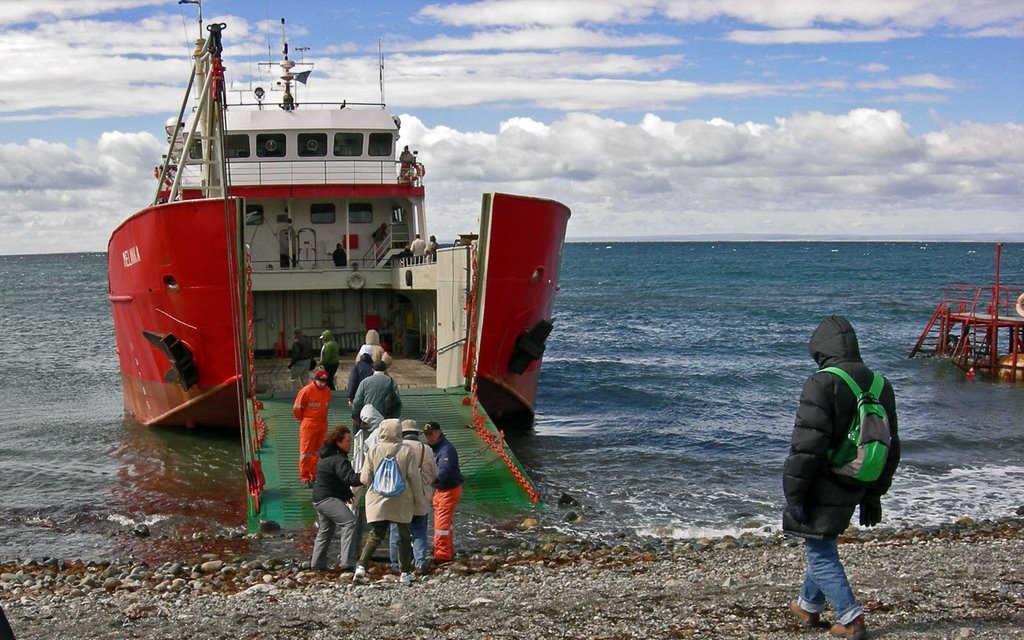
[{"x1": 0, "y1": 0, "x2": 1022, "y2": 254}]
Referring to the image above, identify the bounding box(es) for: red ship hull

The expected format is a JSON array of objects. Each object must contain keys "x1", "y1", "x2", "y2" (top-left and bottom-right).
[
  {"x1": 473, "y1": 194, "x2": 571, "y2": 429},
  {"x1": 107, "y1": 198, "x2": 244, "y2": 429}
]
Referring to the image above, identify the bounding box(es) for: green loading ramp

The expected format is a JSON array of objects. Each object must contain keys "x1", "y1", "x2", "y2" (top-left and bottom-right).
[{"x1": 246, "y1": 387, "x2": 539, "y2": 531}]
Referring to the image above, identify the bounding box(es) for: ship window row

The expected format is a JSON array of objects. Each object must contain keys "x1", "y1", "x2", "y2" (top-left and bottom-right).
[
  {"x1": 195, "y1": 132, "x2": 395, "y2": 160},
  {"x1": 245, "y1": 202, "x2": 381, "y2": 226}
]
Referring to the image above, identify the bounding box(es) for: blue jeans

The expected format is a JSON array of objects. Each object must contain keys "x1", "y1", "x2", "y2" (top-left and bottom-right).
[
  {"x1": 798, "y1": 537, "x2": 863, "y2": 625},
  {"x1": 389, "y1": 514, "x2": 428, "y2": 571}
]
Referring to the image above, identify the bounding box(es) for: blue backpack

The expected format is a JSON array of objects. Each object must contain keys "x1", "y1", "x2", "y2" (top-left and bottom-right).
[{"x1": 372, "y1": 446, "x2": 406, "y2": 497}]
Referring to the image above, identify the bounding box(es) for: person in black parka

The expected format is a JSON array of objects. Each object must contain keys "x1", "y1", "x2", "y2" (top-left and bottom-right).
[{"x1": 783, "y1": 316, "x2": 900, "y2": 640}]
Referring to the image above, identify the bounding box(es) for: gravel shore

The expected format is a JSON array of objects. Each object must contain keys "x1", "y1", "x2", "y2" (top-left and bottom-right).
[{"x1": 3, "y1": 516, "x2": 1023, "y2": 639}]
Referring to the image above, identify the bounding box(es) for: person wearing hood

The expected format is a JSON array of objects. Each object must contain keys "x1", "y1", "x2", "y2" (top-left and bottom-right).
[
  {"x1": 346, "y1": 352, "x2": 375, "y2": 413},
  {"x1": 353, "y1": 419, "x2": 425, "y2": 585},
  {"x1": 351, "y1": 360, "x2": 401, "y2": 420},
  {"x1": 783, "y1": 316, "x2": 900, "y2": 640},
  {"x1": 388, "y1": 420, "x2": 438, "y2": 574},
  {"x1": 355, "y1": 329, "x2": 384, "y2": 364},
  {"x1": 340, "y1": 404, "x2": 385, "y2": 570},
  {"x1": 310, "y1": 426, "x2": 363, "y2": 572},
  {"x1": 292, "y1": 370, "x2": 333, "y2": 486},
  {"x1": 319, "y1": 330, "x2": 340, "y2": 390}
]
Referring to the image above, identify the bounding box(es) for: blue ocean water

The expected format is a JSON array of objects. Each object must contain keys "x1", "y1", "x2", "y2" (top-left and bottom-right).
[{"x1": 1, "y1": 243, "x2": 1022, "y2": 561}]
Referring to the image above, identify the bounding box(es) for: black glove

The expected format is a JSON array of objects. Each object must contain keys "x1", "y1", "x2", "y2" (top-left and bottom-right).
[
  {"x1": 859, "y1": 495, "x2": 882, "y2": 527},
  {"x1": 785, "y1": 504, "x2": 807, "y2": 524}
]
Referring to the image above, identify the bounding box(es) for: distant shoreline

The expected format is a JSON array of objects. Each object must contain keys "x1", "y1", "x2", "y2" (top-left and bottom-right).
[{"x1": 3, "y1": 237, "x2": 1024, "y2": 258}]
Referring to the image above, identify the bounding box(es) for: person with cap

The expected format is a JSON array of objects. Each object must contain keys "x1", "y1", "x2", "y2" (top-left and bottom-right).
[
  {"x1": 319, "y1": 329, "x2": 340, "y2": 390},
  {"x1": 351, "y1": 360, "x2": 401, "y2": 421},
  {"x1": 310, "y1": 425, "x2": 363, "y2": 572},
  {"x1": 353, "y1": 418, "x2": 425, "y2": 585},
  {"x1": 783, "y1": 316, "x2": 900, "y2": 640},
  {"x1": 292, "y1": 369, "x2": 333, "y2": 487},
  {"x1": 287, "y1": 329, "x2": 314, "y2": 387},
  {"x1": 389, "y1": 419, "x2": 438, "y2": 574},
  {"x1": 423, "y1": 421, "x2": 464, "y2": 563}
]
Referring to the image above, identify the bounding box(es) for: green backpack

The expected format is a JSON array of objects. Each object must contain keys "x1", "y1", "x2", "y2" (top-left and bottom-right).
[{"x1": 819, "y1": 367, "x2": 891, "y2": 483}]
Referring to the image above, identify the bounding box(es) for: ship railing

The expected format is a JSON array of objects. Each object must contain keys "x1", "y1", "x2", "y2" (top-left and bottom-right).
[
  {"x1": 940, "y1": 284, "x2": 1024, "y2": 319},
  {"x1": 178, "y1": 159, "x2": 422, "y2": 187}
]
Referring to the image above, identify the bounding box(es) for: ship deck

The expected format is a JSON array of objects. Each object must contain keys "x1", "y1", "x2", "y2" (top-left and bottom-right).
[{"x1": 246, "y1": 358, "x2": 539, "y2": 531}]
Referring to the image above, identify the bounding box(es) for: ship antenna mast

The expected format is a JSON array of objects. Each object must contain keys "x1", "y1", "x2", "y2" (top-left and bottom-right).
[
  {"x1": 378, "y1": 39, "x2": 386, "y2": 107},
  {"x1": 279, "y1": 18, "x2": 296, "y2": 111}
]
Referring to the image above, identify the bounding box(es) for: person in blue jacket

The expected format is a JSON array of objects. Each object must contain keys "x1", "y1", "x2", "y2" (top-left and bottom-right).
[{"x1": 423, "y1": 421, "x2": 464, "y2": 562}]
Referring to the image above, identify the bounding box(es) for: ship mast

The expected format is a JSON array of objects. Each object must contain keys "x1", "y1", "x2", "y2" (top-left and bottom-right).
[
  {"x1": 278, "y1": 18, "x2": 296, "y2": 111},
  {"x1": 154, "y1": 22, "x2": 229, "y2": 203}
]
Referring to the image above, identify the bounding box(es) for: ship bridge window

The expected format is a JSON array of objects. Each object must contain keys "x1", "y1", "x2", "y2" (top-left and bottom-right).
[
  {"x1": 333, "y1": 132, "x2": 363, "y2": 156},
  {"x1": 245, "y1": 204, "x2": 264, "y2": 225},
  {"x1": 298, "y1": 133, "x2": 328, "y2": 157},
  {"x1": 226, "y1": 134, "x2": 251, "y2": 158},
  {"x1": 348, "y1": 203, "x2": 373, "y2": 224},
  {"x1": 256, "y1": 133, "x2": 286, "y2": 157},
  {"x1": 368, "y1": 133, "x2": 393, "y2": 157},
  {"x1": 310, "y1": 203, "x2": 336, "y2": 224}
]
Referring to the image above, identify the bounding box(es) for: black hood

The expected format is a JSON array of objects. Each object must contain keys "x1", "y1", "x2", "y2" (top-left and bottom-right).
[{"x1": 808, "y1": 315, "x2": 862, "y2": 368}]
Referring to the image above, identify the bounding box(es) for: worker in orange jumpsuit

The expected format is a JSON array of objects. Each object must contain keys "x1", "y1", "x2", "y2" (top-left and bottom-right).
[
  {"x1": 423, "y1": 421, "x2": 464, "y2": 562},
  {"x1": 293, "y1": 369, "x2": 333, "y2": 487}
]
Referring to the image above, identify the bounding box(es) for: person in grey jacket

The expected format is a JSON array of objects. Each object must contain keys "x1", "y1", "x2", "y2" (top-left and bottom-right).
[
  {"x1": 783, "y1": 316, "x2": 900, "y2": 640},
  {"x1": 351, "y1": 360, "x2": 401, "y2": 420}
]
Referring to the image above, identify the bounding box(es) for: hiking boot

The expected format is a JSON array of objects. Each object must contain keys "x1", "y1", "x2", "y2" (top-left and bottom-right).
[
  {"x1": 789, "y1": 600, "x2": 830, "y2": 629},
  {"x1": 830, "y1": 616, "x2": 867, "y2": 640},
  {"x1": 399, "y1": 572, "x2": 416, "y2": 584},
  {"x1": 352, "y1": 566, "x2": 367, "y2": 584}
]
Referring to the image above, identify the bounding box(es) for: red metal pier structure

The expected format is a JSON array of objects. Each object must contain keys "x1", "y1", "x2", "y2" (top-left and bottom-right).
[{"x1": 910, "y1": 243, "x2": 1024, "y2": 381}]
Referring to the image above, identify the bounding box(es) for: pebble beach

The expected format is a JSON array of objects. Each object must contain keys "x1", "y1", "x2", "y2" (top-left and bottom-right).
[{"x1": 3, "y1": 514, "x2": 1023, "y2": 640}]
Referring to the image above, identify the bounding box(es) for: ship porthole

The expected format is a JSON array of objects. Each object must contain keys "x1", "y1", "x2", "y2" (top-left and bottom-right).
[
  {"x1": 163, "y1": 275, "x2": 180, "y2": 291},
  {"x1": 306, "y1": 139, "x2": 319, "y2": 152},
  {"x1": 348, "y1": 272, "x2": 366, "y2": 290}
]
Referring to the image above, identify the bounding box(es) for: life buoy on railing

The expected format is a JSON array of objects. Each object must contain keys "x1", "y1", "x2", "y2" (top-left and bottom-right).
[
  {"x1": 348, "y1": 272, "x2": 366, "y2": 290},
  {"x1": 1015, "y1": 293, "x2": 1024, "y2": 318}
]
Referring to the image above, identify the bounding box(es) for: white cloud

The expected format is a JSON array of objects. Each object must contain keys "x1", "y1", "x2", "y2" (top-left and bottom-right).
[
  {"x1": 418, "y1": 0, "x2": 1023, "y2": 31},
  {"x1": 0, "y1": 133, "x2": 161, "y2": 254},
  {"x1": 401, "y1": 26, "x2": 680, "y2": 51},
  {"x1": 4, "y1": 108, "x2": 1018, "y2": 254},
  {"x1": 0, "y1": 0, "x2": 166, "y2": 26},
  {"x1": 726, "y1": 27, "x2": 922, "y2": 45},
  {"x1": 859, "y1": 62, "x2": 890, "y2": 73}
]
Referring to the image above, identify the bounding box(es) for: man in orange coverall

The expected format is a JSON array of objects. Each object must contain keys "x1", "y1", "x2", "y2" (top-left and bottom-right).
[
  {"x1": 423, "y1": 421, "x2": 464, "y2": 562},
  {"x1": 293, "y1": 370, "x2": 333, "y2": 487}
]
